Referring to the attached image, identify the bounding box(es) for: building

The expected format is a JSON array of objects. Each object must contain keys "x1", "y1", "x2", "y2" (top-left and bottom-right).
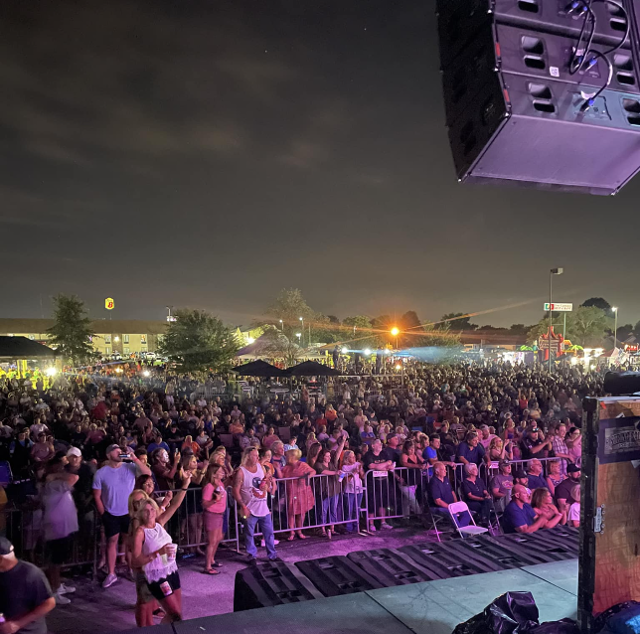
[{"x1": 0, "y1": 319, "x2": 168, "y2": 357}]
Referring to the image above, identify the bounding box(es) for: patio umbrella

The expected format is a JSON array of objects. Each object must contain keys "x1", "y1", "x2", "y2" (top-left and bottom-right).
[
  {"x1": 283, "y1": 360, "x2": 340, "y2": 376},
  {"x1": 233, "y1": 360, "x2": 285, "y2": 377}
]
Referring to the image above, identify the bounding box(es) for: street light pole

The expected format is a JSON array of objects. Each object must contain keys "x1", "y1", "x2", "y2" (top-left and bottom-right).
[
  {"x1": 548, "y1": 268, "x2": 563, "y2": 372},
  {"x1": 612, "y1": 307, "x2": 618, "y2": 352},
  {"x1": 299, "y1": 317, "x2": 304, "y2": 347}
]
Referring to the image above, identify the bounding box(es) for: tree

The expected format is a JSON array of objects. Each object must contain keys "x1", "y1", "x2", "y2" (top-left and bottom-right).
[
  {"x1": 47, "y1": 294, "x2": 95, "y2": 364},
  {"x1": 158, "y1": 309, "x2": 239, "y2": 373},
  {"x1": 581, "y1": 297, "x2": 612, "y2": 312},
  {"x1": 263, "y1": 288, "x2": 315, "y2": 343},
  {"x1": 528, "y1": 306, "x2": 612, "y2": 347},
  {"x1": 259, "y1": 327, "x2": 301, "y2": 367},
  {"x1": 342, "y1": 315, "x2": 382, "y2": 350},
  {"x1": 509, "y1": 324, "x2": 531, "y2": 336},
  {"x1": 440, "y1": 313, "x2": 477, "y2": 330}
]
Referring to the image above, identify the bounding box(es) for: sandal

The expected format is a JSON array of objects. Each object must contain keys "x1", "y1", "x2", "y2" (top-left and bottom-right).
[
  {"x1": 211, "y1": 561, "x2": 222, "y2": 568},
  {"x1": 203, "y1": 568, "x2": 220, "y2": 575},
  {"x1": 287, "y1": 533, "x2": 296, "y2": 542}
]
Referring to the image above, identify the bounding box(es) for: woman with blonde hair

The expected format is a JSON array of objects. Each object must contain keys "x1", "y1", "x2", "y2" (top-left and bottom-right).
[
  {"x1": 128, "y1": 473, "x2": 190, "y2": 626},
  {"x1": 281, "y1": 448, "x2": 315, "y2": 541},
  {"x1": 305, "y1": 432, "x2": 317, "y2": 452}
]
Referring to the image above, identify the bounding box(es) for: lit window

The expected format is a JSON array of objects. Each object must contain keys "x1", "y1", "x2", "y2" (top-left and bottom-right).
[
  {"x1": 123, "y1": 334, "x2": 129, "y2": 344},
  {"x1": 106, "y1": 346, "x2": 111, "y2": 355},
  {"x1": 124, "y1": 347, "x2": 130, "y2": 354},
  {"x1": 105, "y1": 334, "x2": 111, "y2": 344}
]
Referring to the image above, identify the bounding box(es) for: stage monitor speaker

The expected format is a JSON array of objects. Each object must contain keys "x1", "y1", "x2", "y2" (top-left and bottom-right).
[{"x1": 437, "y1": 0, "x2": 640, "y2": 195}]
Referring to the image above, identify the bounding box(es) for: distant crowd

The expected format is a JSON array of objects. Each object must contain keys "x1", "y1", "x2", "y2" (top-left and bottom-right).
[{"x1": 0, "y1": 362, "x2": 600, "y2": 628}]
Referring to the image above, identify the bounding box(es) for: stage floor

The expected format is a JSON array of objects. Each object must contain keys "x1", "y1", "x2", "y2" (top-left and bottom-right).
[{"x1": 151, "y1": 559, "x2": 578, "y2": 634}]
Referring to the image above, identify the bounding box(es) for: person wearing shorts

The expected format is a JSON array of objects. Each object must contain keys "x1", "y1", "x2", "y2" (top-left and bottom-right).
[
  {"x1": 201, "y1": 465, "x2": 227, "y2": 575},
  {"x1": 93, "y1": 445, "x2": 152, "y2": 588}
]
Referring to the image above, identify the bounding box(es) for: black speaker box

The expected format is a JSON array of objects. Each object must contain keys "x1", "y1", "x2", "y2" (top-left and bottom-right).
[
  {"x1": 437, "y1": 0, "x2": 634, "y2": 67},
  {"x1": 449, "y1": 72, "x2": 640, "y2": 194},
  {"x1": 442, "y1": 21, "x2": 640, "y2": 126}
]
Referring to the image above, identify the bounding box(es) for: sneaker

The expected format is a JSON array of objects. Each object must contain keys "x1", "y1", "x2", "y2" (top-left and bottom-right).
[
  {"x1": 55, "y1": 592, "x2": 71, "y2": 605},
  {"x1": 368, "y1": 523, "x2": 377, "y2": 533},
  {"x1": 260, "y1": 539, "x2": 280, "y2": 547},
  {"x1": 381, "y1": 522, "x2": 393, "y2": 530},
  {"x1": 58, "y1": 583, "x2": 76, "y2": 595},
  {"x1": 102, "y1": 573, "x2": 118, "y2": 589}
]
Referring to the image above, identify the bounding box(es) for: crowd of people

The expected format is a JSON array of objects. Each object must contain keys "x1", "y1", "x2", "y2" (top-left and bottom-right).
[{"x1": 0, "y1": 361, "x2": 600, "y2": 630}]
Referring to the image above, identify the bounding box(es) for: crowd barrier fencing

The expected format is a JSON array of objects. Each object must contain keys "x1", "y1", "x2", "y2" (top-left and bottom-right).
[{"x1": 2, "y1": 456, "x2": 568, "y2": 574}]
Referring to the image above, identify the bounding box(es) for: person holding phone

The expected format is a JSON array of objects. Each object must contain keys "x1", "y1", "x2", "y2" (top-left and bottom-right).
[{"x1": 93, "y1": 444, "x2": 151, "y2": 589}]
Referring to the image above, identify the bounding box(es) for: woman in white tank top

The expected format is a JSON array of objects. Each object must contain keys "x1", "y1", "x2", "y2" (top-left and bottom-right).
[{"x1": 132, "y1": 483, "x2": 189, "y2": 622}]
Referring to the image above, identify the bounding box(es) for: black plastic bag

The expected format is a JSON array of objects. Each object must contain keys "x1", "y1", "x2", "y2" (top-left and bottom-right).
[{"x1": 453, "y1": 592, "x2": 579, "y2": 634}]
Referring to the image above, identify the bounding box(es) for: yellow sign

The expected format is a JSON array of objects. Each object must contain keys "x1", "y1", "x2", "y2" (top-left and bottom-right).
[{"x1": 105, "y1": 298, "x2": 115, "y2": 310}]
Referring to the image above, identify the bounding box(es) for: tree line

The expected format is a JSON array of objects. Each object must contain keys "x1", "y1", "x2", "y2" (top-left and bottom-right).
[{"x1": 44, "y1": 292, "x2": 629, "y2": 373}]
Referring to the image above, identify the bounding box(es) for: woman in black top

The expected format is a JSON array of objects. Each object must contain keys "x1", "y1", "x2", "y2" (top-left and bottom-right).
[{"x1": 461, "y1": 463, "x2": 491, "y2": 525}]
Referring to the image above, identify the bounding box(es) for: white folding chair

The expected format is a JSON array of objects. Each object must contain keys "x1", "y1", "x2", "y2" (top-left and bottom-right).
[{"x1": 448, "y1": 501, "x2": 489, "y2": 539}]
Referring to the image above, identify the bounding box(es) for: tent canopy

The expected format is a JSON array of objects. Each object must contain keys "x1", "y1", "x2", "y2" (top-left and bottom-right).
[
  {"x1": 283, "y1": 360, "x2": 340, "y2": 377},
  {"x1": 0, "y1": 336, "x2": 56, "y2": 361},
  {"x1": 233, "y1": 360, "x2": 285, "y2": 377}
]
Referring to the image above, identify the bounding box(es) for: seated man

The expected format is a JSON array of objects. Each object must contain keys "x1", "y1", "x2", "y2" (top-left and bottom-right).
[
  {"x1": 525, "y1": 459, "x2": 549, "y2": 491},
  {"x1": 503, "y1": 484, "x2": 548, "y2": 534},
  {"x1": 555, "y1": 464, "x2": 581, "y2": 513},
  {"x1": 428, "y1": 462, "x2": 470, "y2": 528}
]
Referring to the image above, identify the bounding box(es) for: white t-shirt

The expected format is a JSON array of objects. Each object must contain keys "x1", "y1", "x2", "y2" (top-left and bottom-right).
[{"x1": 568, "y1": 502, "x2": 580, "y2": 524}]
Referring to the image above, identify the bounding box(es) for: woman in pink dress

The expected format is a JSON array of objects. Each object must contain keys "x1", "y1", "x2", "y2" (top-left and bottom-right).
[{"x1": 281, "y1": 448, "x2": 315, "y2": 540}]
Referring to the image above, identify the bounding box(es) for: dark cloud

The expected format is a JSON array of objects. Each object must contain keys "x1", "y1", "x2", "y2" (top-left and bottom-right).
[{"x1": 1, "y1": 0, "x2": 640, "y2": 328}]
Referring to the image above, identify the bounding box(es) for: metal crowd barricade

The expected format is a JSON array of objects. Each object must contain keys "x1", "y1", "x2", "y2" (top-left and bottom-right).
[
  {"x1": 246, "y1": 473, "x2": 368, "y2": 538},
  {"x1": 2, "y1": 455, "x2": 573, "y2": 573},
  {"x1": 159, "y1": 486, "x2": 241, "y2": 554},
  {"x1": 5, "y1": 504, "x2": 99, "y2": 576},
  {"x1": 365, "y1": 466, "x2": 421, "y2": 525}
]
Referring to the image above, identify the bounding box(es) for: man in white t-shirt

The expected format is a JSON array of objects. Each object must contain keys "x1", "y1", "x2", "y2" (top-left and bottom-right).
[
  {"x1": 93, "y1": 445, "x2": 151, "y2": 588},
  {"x1": 567, "y1": 484, "x2": 580, "y2": 528}
]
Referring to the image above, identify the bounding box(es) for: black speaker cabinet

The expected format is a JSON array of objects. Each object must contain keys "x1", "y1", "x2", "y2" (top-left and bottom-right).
[{"x1": 449, "y1": 71, "x2": 640, "y2": 194}]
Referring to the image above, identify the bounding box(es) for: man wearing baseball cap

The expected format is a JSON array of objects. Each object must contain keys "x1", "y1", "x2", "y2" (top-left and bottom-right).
[
  {"x1": 0, "y1": 537, "x2": 55, "y2": 634},
  {"x1": 92, "y1": 445, "x2": 151, "y2": 588}
]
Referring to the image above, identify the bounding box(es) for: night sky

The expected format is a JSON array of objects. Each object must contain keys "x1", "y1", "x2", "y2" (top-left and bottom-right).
[{"x1": 2, "y1": 0, "x2": 639, "y2": 329}]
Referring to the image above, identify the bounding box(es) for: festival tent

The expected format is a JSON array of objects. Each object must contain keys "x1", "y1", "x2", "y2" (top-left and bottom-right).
[
  {"x1": 233, "y1": 360, "x2": 285, "y2": 377},
  {"x1": 0, "y1": 336, "x2": 56, "y2": 361},
  {"x1": 283, "y1": 360, "x2": 340, "y2": 376}
]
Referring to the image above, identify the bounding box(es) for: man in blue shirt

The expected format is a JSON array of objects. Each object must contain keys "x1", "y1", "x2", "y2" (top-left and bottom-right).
[
  {"x1": 147, "y1": 433, "x2": 170, "y2": 455},
  {"x1": 428, "y1": 462, "x2": 470, "y2": 527},
  {"x1": 456, "y1": 431, "x2": 488, "y2": 467},
  {"x1": 525, "y1": 459, "x2": 549, "y2": 490},
  {"x1": 423, "y1": 434, "x2": 440, "y2": 477},
  {"x1": 502, "y1": 484, "x2": 550, "y2": 534}
]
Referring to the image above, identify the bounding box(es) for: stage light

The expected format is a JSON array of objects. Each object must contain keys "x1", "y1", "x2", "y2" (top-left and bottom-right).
[
  {"x1": 364, "y1": 348, "x2": 372, "y2": 355},
  {"x1": 247, "y1": 337, "x2": 255, "y2": 344},
  {"x1": 395, "y1": 364, "x2": 402, "y2": 370},
  {"x1": 45, "y1": 367, "x2": 57, "y2": 377},
  {"x1": 143, "y1": 370, "x2": 150, "y2": 377},
  {"x1": 341, "y1": 347, "x2": 348, "y2": 354}
]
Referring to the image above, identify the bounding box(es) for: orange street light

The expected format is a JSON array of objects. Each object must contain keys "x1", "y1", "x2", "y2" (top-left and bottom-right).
[{"x1": 390, "y1": 327, "x2": 399, "y2": 336}]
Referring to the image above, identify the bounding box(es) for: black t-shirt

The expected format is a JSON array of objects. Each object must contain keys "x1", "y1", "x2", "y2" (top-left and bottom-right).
[
  {"x1": 383, "y1": 447, "x2": 401, "y2": 465},
  {"x1": 363, "y1": 451, "x2": 389, "y2": 472},
  {"x1": 0, "y1": 560, "x2": 52, "y2": 634},
  {"x1": 555, "y1": 478, "x2": 579, "y2": 505}
]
